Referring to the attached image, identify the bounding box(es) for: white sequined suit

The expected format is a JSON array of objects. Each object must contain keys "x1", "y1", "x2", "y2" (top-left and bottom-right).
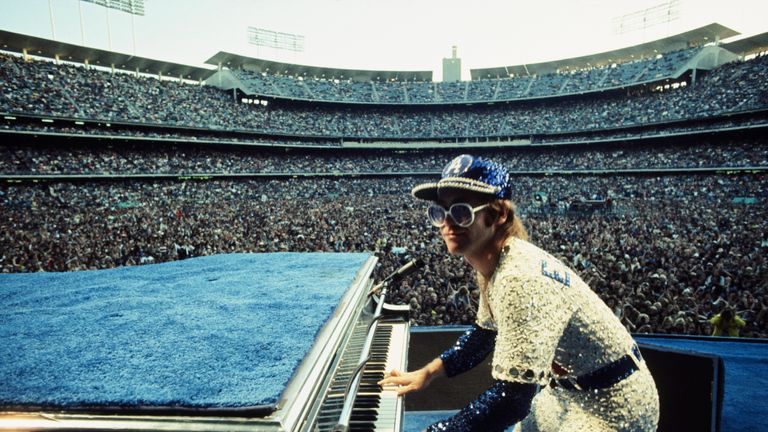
[{"x1": 476, "y1": 238, "x2": 659, "y2": 432}]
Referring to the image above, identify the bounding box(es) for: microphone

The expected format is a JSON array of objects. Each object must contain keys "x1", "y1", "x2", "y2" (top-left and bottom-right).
[
  {"x1": 369, "y1": 258, "x2": 425, "y2": 296},
  {"x1": 387, "y1": 258, "x2": 425, "y2": 284}
]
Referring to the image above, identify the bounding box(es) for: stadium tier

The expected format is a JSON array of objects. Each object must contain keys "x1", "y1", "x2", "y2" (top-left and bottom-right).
[
  {"x1": 1, "y1": 138, "x2": 767, "y2": 175},
  {"x1": 1, "y1": 49, "x2": 767, "y2": 140},
  {"x1": 225, "y1": 47, "x2": 708, "y2": 103}
]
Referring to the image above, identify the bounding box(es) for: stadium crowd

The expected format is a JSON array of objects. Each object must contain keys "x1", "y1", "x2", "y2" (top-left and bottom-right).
[
  {"x1": 1, "y1": 137, "x2": 767, "y2": 175},
  {"x1": 233, "y1": 47, "x2": 700, "y2": 103},
  {"x1": 4, "y1": 113, "x2": 767, "y2": 150},
  {"x1": 2, "y1": 174, "x2": 766, "y2": 338},
  {"x1": 2, "y1": 46, "x2": 767, "y2": 341},
  {"x1": 1, "y1": 52, "x2": 767, "y2": 139}
]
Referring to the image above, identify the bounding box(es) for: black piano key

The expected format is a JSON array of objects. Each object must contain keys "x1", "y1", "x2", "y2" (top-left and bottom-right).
[
  {"x1": 348, "y1": 420, "x2": 376, "y2": 432},
  {"x1": 350, "y1": 410, "x2": 378, "y2": 420}
]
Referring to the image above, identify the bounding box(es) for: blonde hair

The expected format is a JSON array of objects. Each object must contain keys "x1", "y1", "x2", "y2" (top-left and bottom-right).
[
  {"x1": 477, "y1": 199, "x2": 527, "y2": 319},
  {"x1": 488, "y1": 199, "x2": 528, "y2": 241}
]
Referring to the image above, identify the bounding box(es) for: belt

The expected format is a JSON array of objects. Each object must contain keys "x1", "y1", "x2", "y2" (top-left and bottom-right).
[{"x1": 551, "y1": 344, "x2": 643, "y2": 392}]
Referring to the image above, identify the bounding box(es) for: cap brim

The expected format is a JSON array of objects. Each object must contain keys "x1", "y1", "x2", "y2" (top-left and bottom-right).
[
  {"x1": 411, "y1": 182, "x2": 439, "y2": 201},
  {"x1": 411, "y1": 177, "x2": 499, "y2": 201}
]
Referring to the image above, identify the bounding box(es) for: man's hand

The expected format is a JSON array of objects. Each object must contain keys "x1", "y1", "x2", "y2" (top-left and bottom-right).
[
  {"x1": 378, "y1": 369, "x2": 429, "y2": 396},
  {"x1": 378, "y1": 358, "x2": 445, "y2": 396}
]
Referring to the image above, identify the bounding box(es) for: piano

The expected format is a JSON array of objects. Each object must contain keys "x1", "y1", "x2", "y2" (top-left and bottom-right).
[{"x1": 0, "y1": 255, "x2": 410, "y2": 432}]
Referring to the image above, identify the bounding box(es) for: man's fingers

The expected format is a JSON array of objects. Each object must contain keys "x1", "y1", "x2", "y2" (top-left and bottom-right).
[
  {"x1": 396, "y1": 383, "x2": 417, "y2": 396},
  {"x1": 378, "y1": 369, "x2": 425, "y2": 396},
  {"x1": 378, "y1": 369, "x2": 402, "y2": 385},
  {"x1": 379, "y1": 375, "x2": 409, "y2": 386}
]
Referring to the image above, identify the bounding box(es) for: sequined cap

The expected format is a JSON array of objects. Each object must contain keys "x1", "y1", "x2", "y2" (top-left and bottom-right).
[{"x1": 412, "y1": 154, "x2": 513, "y2": 201}]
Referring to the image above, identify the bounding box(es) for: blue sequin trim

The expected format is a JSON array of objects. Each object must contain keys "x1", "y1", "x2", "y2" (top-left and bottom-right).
[
  {"x1": 425, "y1": 380, "x2": 537, "y2": 432},
  {"x1": 439, "y1": 324, "x2": 497, "y2": 377}
]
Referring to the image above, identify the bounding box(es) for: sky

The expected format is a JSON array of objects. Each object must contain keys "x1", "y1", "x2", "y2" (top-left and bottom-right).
[{"x1": 1, "y1": 0, "x2": 767, "y2": 79}]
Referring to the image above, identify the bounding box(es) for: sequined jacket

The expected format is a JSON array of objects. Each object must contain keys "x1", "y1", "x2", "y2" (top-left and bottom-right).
[{"x1": 475, "y1": 237, "x2": 637, "y2": 385}]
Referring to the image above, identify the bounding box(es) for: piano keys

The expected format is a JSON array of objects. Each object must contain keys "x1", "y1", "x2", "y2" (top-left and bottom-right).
[
  {"x1": 305, "y1": 288, "x2": 411, "y2": 432},
  {"x1": 310, "y1": 318, "x2": 409, "y2": 432},
  {"x1": 348, "y1": 322, "x2": 409, "y2": 432}
]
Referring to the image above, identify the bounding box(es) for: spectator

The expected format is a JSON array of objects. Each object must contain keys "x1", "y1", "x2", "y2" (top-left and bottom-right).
[{"x1": 709, "y1": 304, "x2": 747, "y2": 336}]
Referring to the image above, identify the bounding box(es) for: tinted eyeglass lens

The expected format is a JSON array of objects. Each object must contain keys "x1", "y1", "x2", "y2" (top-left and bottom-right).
[
  {"x1": 427, "y1": 205, "x2": 447, "y2": 226},
  {"x1": 450, "y1": 204, "x2": 474, "y2": 226}
]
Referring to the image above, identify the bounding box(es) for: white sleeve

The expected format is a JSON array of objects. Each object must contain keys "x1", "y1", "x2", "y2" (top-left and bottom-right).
[{"x1": 489, "y1": 274, "x2": 573, "y2": 385}]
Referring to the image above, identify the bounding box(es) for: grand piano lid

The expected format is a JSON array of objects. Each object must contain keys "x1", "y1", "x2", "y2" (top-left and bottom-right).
[{"x1": 0, "y1": 252, "x2": 377, "y2": 431}]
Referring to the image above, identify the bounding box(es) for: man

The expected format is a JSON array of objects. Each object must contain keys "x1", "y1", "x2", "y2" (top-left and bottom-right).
[
  {"x1": 379, "y1": 155, "x2": 659, "y2": 431},
  {"x1": 710, "y1": 304, "x2": 746, "y2": 336}
]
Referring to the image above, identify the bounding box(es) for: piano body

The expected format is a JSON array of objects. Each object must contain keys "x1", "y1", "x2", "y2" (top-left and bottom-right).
[{"x1": 0, "y1": 255, "x2": 410, "y2": 431}]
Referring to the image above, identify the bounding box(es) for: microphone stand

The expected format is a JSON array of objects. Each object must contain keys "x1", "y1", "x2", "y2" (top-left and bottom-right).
[{"x1": 368, "y1": 258, "x2": 424, "y2": 297}]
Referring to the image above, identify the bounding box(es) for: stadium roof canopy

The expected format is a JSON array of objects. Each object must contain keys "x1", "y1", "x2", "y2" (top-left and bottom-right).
[
  {"x1": 722, "y1": 31, "x2": 768, "y2": 56},
  {"x1": 470, "y1": 23, "x2": 740, "y2": 80},
  {"x1": 205, "y1": 51, "x2": 433, "y2": 82},
  {"x1": 0, "y1": 29, "x2": 216, "y2": 81}
]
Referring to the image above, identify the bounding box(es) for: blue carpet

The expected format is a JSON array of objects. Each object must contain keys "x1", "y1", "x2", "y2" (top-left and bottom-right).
[
  {"x1": 0, "y1": 253, "x2": 370, "y2": 410},
  {"x1": 403, "y1": 410, "x2": 455, "y2": 432},
  {"x1": 637, "y1": 335, "x2": 768, "y2": 432}
]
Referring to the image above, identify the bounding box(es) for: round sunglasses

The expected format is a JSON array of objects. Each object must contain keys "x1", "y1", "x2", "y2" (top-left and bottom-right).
[{"x1": 427, "y1": 203, "x2": 490, "y2": 227}]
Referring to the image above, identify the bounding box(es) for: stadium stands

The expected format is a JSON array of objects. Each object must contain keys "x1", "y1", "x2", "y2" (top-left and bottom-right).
[
  {"x1": 1, "y1": 41, "x2": 767, "y2": 338},
  {"x1": 227, "y1": 48, "x2": 703, "y2": 104},
  {"x1": 2, "y1": 52, "x2": 767, "y2": 139},
  {"x1": 1, "y1": 173, "x2": 766, "y2": 338},
  {"x1": 1, "y1": 138, "x2": 766, "y2": 174}
]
